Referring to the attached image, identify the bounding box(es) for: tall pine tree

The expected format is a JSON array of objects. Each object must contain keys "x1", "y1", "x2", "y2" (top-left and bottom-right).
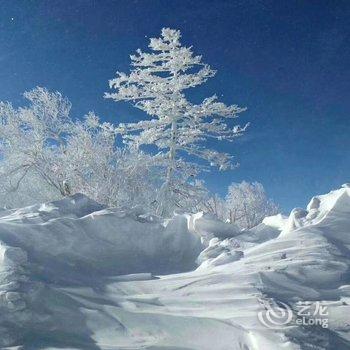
[{"x1": 106, "y1": 28, "x2": 248, "y2": 215}]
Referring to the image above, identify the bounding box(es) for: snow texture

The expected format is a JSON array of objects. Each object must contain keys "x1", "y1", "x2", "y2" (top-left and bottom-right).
[{"x1": 1, "y1": 187, "x2": 350, "y2": 349}]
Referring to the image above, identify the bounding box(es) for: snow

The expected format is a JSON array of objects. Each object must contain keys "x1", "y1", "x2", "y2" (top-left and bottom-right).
[
  {"x1": 189, "y1": 211, "x2": 241, "y2": 241},
  {"x1": 1, "y1": 187, "x2": 350, "y2": 349}
]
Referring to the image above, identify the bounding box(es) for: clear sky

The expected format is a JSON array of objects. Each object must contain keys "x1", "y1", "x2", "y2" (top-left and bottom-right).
[{"x1": 0, "y1": 0, "x2": 349, "y2": 212}]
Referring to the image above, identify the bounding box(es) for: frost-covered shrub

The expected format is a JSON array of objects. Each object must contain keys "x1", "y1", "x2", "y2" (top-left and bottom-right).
[
  {"x1": 0, "y1": 88, "x2": 158, "y2": 209},
  {"x1": 225, "y1": 181, "x2": 279, "y2": 229}
]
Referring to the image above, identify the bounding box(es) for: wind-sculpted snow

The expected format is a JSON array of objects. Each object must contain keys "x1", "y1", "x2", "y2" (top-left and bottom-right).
[
  {"x1": 0, "y1": 194, "x2": 202, "y2": 348},
  {"x1": 1, "y1": 188, "x2": 350, "y2": 349}
]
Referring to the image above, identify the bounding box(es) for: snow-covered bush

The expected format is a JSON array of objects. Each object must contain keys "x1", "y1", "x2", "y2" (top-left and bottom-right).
[
  {"x1": 202, "y1": 194, "x2": 228, "y2": 221},
  {"x1": 106, "y1": 28, "x2": 248, "y2": 216},
  {"x1": 0, "y1": 87, "x2": 73, "y2": 206},
  {"x1": 0, "y1": 88, "x2": 158, "y2": 209},
  {"x1": 63, "y1": 112, "x2": 159, "y2": 208},
  {"x1": 225, "y1": 181, "x2": 279, "y2": 229}
]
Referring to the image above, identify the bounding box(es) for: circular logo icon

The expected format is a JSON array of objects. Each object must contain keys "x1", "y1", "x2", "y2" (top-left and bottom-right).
[{"x1": 258, "y1": 301, "x2": 293, "y2": 329}]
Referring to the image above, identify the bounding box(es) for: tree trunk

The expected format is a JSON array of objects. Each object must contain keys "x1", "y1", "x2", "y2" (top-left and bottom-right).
[
  {"x1": 157, "y1": 119, "x2": 178, "y2": 216},
  {"x1": 166, "y1": 120, "x2": 177, "y2": 185}
]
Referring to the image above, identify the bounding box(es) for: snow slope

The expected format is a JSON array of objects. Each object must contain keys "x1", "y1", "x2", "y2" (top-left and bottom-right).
[{"x1": 1, "y1": 187, "x2": 350, "y2": 349}]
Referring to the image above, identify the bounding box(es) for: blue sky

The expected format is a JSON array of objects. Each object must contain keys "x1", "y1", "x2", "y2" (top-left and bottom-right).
[{"x1": 0, "y1": 0, "x2": 349, "y2": 212}]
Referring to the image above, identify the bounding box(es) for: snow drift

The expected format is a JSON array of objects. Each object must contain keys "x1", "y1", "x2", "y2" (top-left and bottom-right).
[
  {"x1": 1, "y1": 187, "x2": 350, "y2": 349},
  {"x1": 0, "y1": 194, "x2": 202, "y2": 280}
]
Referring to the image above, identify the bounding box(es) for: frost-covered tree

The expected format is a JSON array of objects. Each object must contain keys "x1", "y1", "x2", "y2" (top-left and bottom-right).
[
  {"x1": 225, "y1": 181, "x2": 279, "y2": 229},
  {"x1": 0, "y1": 88, "x2": 159, "y2": 209},
  {"x1": 105, "y1": 28, "x2": 248, "y2": 216},
  {"x1": 0, "y1": 87, "x2": 73, "y2": 200},
  {"x1": 203, "y1": 194, "x2": 228, "y2": 221},
  {"x1": 64, "y1": 112, "x2": 159, "y2": 209}
]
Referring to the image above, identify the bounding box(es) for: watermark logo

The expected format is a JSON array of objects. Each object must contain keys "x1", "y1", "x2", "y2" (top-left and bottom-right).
[
  {"x1": 258, "y1": 300, "x2": 329, "y2": 329},
  {"x1": 258, "y1": 301, "x2": 293, "y2": 329}
]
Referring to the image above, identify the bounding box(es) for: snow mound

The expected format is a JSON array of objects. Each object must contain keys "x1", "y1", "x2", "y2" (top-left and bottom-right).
[
  {"x1": 1, "y1": 187, "x2": 350, "y2": 349},
  {"x1": 0, "y1": 194, "x2": 203, "y2": 347},
  {"x1": 0, "y1": 193, "x2": 105, "y2": 224},
  {"x1": 196, "y1": 237, "x2": 244, "y2": 269},
  {"x1": 0, "y1": 195, "x2": 203, "y2": 280},
  {"x1": 188, "y1": 211, "x2": 240, "y2": 242},
  {"x1": 263, "y1": 212, "x2": 288, "y2": 229},
  {"x1": 195, "y1": 213, "x2": 288, "y2": 269},
  {"x1": 280, "y1": 186, "x2": 350, "y2": 239}
]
